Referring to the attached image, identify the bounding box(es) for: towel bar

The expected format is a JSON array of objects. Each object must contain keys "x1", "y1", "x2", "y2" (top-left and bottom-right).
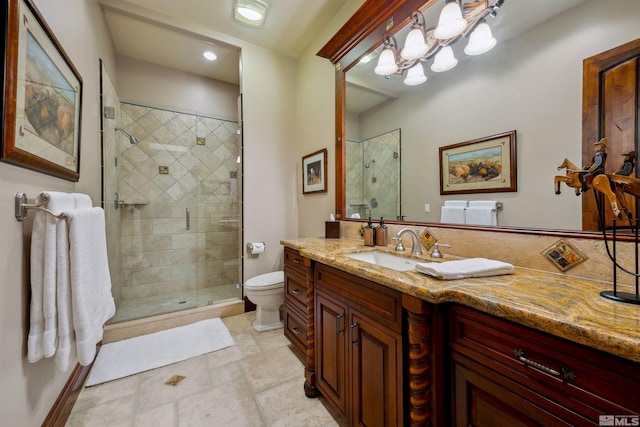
[{"x1": 15, "y1": 192, "x2": 69, "y2": 222}]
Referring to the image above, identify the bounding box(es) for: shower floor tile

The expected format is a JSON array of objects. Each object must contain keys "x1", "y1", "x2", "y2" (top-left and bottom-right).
[
  {"x1": 109, "y1": 284, "x2": 240, "y2": 324},
  {"x1": 66, "y1": 312, "x2": 342, "y2": 427}
]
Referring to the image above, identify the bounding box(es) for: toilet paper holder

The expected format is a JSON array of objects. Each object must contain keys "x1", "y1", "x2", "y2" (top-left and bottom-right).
[{"x1": 247, "y1": 242, "x2": 266, "y2": 254}]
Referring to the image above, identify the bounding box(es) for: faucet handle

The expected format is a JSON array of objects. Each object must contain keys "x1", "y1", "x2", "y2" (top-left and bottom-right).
[
  {"x1": 392, "y1": 236, "x2": 405, "y2": 252},
  {"x1": 430, "y1": 242, "x2": 451, "y2": 258}
]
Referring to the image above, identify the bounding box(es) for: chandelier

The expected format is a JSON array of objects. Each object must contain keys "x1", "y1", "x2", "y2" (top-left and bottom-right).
[{"x1": 374, "y1": 0, "x2": 505, "y2": 86}]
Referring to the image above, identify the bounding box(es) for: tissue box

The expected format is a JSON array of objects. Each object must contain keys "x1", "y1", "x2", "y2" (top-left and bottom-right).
[{"x1": 325, "y1": 221, "x2": 340, "y2": 239}]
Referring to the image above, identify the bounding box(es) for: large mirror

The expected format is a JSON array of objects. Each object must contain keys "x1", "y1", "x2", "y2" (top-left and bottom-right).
[{"x1": 321, "y1": 0, "x2": 640, "y2": 233}]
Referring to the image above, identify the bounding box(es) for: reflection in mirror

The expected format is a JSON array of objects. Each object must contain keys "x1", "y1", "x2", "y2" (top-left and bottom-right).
[
  {"x1": 340, "y1": 0, "x2": 640, "y2": 232},
  {"x1": 346, "y1": 129, "x2": 401, "y2": 220}
]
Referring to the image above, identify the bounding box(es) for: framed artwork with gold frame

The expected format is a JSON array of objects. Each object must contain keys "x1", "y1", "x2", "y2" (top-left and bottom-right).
[{"x1": 1, "y1": 0, "x2": 83, "y2": 181}]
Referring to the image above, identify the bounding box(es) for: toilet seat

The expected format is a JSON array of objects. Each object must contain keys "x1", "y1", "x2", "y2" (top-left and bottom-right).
[{"x1": 244, "y1": 271, "x2": 284, "y2": 291}]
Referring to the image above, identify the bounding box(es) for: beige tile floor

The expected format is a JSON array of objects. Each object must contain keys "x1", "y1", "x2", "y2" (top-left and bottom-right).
[{"x1": 66, "y1": 312, "x2": 341, "y2": 427}]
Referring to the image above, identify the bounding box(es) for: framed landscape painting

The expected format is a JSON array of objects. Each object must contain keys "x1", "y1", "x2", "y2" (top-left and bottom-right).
[
  {"x1": 1, "y1": 0, "x2": 82, "y2": 181},
  {"x1": 439, "y1": 131, "x2": 516, "y2": 195}
]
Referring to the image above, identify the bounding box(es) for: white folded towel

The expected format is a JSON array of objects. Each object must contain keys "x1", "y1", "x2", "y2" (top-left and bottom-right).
[
  {"x1": 440, "y1": 206, "x2": 466, "y2": 224},
  {"x1": 55, "y1": 193, "x2": 95, "y2": 372},
  {"x1": 68, "y1": 207, "x2": 116, "y2": 366},
  {"x1": 444, "y1": 200, "x2": 469, "y2": 207},
  {"x1": 27, "y1": 191, "x2": 75, "y2": 363},
  {"x1": 415, "y1": 258, "x2": 515, "y2": 280},
  {"x1": 465, "y1": 201, "x2": 498, "y2": 226}
]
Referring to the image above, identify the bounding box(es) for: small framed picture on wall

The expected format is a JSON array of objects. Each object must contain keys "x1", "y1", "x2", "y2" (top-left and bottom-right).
[{"x1": 302, "y1": 148, "x2": 327, "y2": 194}]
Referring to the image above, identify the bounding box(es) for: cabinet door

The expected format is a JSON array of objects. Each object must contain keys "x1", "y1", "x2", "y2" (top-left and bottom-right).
[
  {"x1": 452, "y1": 354, "x2": 581, "y2": 427},
  {"x1": 350, "y1": 309, "x2": 403, "y2": 427},
  {"x1": 315, "y1": 291, "x2": 348, "y2": 416}
]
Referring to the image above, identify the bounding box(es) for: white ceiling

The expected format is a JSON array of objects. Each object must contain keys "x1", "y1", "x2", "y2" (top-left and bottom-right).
[{"x1": 99, "y1": 0, "x2": 348, "y2": 85}]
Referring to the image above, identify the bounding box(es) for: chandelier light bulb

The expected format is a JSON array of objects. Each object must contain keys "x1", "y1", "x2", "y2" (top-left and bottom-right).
[
  {"x1": 434, "y1": 1, "x2": 467, "y2": 40},
  {"x1": 375, "y1": 47, "x2": 399, "y2": 76},
  {"x1": 401, "y1": 28, "x2": 429, "y2": 60},
  {"x1": 404, "y1": 62, "x2": 427, "y2": 86},
  {"x1": 464, "y1": 22, "x2": 497, "y2": 55},
  {"x1": 431, "y1": 46, "x2": 458, "y2": 72}
]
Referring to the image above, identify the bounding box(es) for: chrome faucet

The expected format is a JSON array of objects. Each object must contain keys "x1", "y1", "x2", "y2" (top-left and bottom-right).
[{"x1": 393, "y1": 228, "x2": 423, "y2": 256}]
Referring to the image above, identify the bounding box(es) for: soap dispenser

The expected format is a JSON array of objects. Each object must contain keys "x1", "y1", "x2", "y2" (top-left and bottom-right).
[
  {"x1": 363, "y1": 217, "x2": 376, "y2": 246},
  {"x1": 375, "y1": 217, "x2": 387, "y2": 246}
]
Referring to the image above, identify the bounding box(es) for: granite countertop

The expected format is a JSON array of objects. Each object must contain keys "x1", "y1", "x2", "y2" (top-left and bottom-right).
[{"x1": 281, "y1": 237, "x2": 640, "y2": 363}]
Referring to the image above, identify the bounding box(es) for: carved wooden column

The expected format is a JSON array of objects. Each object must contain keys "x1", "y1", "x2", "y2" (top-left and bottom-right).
[
  {"x1": 304, "y1": 266, "x2": 317, "y2": 397},
  {"x1": 403, "y1": 295, "x2": 434, "y2": 426}
]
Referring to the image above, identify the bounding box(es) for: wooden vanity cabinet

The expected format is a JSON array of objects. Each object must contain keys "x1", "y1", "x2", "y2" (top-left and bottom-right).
[
  {"x1": 449, "y1": 305, "x2": 640, "y2": 426},
  {"x1": 282, "y1": 248, "x2": 317, "y2": 397},
  {"x1": 315, "y1": 263, "x2": 404, "y2": 427}
]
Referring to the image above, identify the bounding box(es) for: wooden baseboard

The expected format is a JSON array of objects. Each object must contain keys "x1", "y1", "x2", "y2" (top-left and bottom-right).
[{"x1": 42, "y1": 344, "x2": 99, "y2": 427}]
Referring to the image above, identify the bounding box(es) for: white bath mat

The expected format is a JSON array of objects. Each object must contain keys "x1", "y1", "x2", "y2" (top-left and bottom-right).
[{"x1": 86, "y1": 318, "x2": 234, "y2": 386}]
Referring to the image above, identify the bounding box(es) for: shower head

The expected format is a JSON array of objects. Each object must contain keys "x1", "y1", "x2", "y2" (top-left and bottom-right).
[{"x1": 115, "y1": 127, "x2": 139, "y2": 144}]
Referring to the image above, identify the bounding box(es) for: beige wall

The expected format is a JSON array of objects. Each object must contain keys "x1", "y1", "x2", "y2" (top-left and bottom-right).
[
  {"x1": 0, "y1": 0, "x2": 116, "y2": 425},
  {"x1": 295, "y1": 0, "x2": 366, "y2": 238},
  {"x1": 116, "y1": 56, "x2": 240, "y2": 120}
]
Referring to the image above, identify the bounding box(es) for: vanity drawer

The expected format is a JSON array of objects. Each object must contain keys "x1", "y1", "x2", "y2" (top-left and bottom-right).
[
  {"x1": 284, "y1": 301, "x2": 308, "y2": 354},
  {"x1": 284, "y1": 268, "x2": 309, "y2": 310},
  {"x1": 284, "y1": 247, "x2": 312, "y2": 276},
  {"x1": 449, "y1": 305, "x2": 640, "y2": 417}
]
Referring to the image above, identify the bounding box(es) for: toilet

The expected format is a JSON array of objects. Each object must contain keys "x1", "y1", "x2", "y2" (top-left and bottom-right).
[{"x1": 244, "y1": 271, "x2": 284, "y2": 332}]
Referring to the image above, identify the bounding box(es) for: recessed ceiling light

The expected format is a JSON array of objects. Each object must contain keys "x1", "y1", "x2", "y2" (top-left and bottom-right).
[
  {"x1": 234, "y1": 0, "x2": 268, "y2": 27},
  {"x1": 359, "y1": 55, "x2": 372, "y2": 64},
  {"x1": 203, "y1": 51, "x2": 218, "y2": 61}
]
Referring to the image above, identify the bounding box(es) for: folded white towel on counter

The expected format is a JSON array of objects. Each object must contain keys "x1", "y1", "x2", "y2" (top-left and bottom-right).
[
  {"x1": 415, "y1": 258, "x2": 515, "y2": 280},
  {"x1": 68, "y1": 207, "x2": 116, "y2": 366}
]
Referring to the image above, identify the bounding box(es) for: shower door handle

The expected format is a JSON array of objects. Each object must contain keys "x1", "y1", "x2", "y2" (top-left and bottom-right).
[{"x1": 186, "y1": 208, "x2": 191, "y2": 230}]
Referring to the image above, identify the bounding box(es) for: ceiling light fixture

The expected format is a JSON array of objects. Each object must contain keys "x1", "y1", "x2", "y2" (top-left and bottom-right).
[
  {"x1": 203, "y1": 51, "x2": 218, "y2": 61},
  {"x1": 374, "y1": 0, "x2": 503, "y2": 86},
  {"x1": 234, "y1": 0, "x2": 268, "y2": 27}
]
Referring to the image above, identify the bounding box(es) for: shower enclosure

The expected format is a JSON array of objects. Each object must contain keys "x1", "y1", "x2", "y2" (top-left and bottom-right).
[
  {"x1": 101, "y1": 63, "x2": 242, "y2": 324},
  {"x1": 346, "y1": 128, "x2": 401, "y2": 220}
]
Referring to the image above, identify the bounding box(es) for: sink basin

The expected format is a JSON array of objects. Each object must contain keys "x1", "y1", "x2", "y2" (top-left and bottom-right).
[{"x1": 345, "y1": 251, "x2": 421, "y2": 272}]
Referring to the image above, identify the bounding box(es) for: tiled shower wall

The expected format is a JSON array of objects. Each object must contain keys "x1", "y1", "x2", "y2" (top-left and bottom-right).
[
  {"x1": 346, "y1": 129, "x2": 400, "y2": 221},
  {"x1": 116, "y1": 103, "x2": 241, "y2": 305}
]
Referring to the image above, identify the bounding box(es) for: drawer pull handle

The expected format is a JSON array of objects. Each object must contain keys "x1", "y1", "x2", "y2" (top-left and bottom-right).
[
  {"x1": 350, "y1": 321, "x2": 359, "y2": 346},
  {"x1": 293, "y1": 259, "x2": 302, "y2": 264},
  {"x1": 514, "y1": 349, "x2": 576, "y2": 380},
  {"x1": 291, "y1": 288, "x2": 302, "y2": 296},
  {"x1": 291, "y1": 326, "x2": 301, "y2": 335},
  {"x1": 336, "y1": 313, "x2": 345, "y2": 335}
]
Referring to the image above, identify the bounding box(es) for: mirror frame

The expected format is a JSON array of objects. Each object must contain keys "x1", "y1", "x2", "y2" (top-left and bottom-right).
[{"x1": 317, "y1": 0, "x2": 624, "y2": 241}]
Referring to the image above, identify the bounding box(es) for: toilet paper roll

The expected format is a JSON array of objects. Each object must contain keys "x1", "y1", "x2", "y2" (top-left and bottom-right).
[{"x1": 247, "y1": 242, "x2": 265, "y2": 254}]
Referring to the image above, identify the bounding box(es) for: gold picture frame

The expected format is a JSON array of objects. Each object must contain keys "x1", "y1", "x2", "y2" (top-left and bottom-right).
[
  {"x1": 440, "y1": 131, "x2": 516, "y2": 195},
  {"x1": 2, "y1": 0, "x2": 83, "y2": 181}
]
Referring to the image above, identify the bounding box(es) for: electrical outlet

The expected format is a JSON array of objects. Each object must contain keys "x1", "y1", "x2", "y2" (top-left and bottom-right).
[{"x1": 424, "y1": 203, "x2": 430, "y2": 213}]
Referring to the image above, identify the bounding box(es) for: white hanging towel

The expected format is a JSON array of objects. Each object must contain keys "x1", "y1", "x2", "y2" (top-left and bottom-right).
[
  {"x1": 55, "y1": 193, "x2": 94, "y2": 372},
  {"x1": 27, "y1": 191, "x2": 75, "y2": 363},
  {"x1": 440, "y1": 200, "x2": 468, "y2": 224},
  {"x1": 68, "y1": 206, "x2": 116, "y2": 366},
  {"x1": 465, "y1": 201, "x2": 498, "y2": 226}
]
